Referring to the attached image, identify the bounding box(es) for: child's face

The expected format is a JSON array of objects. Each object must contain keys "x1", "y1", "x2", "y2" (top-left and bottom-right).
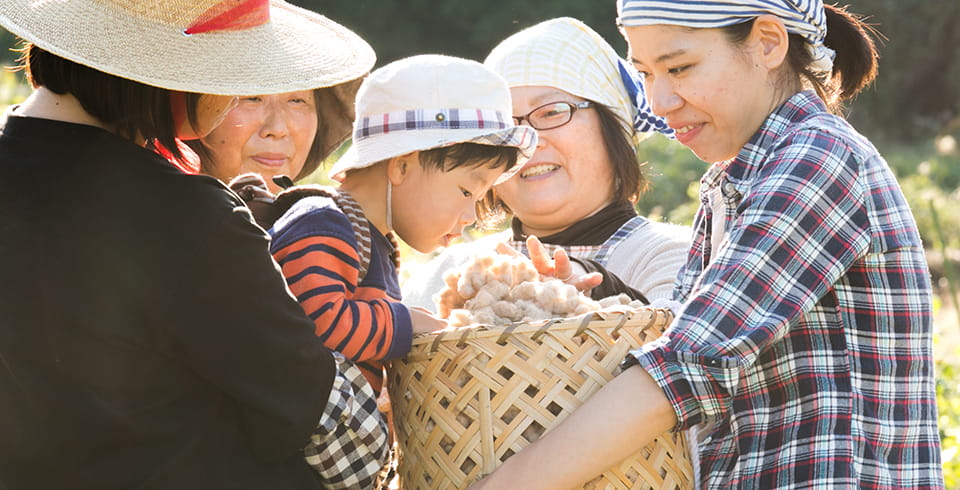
[{"x1": 391, "y1": 156, "x2": 504, "y2": 253}]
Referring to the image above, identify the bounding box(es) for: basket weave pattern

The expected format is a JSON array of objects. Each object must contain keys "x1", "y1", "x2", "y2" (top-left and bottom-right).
[{"x1": 388, "y1": 307, "x2": 693, "y2": 489}]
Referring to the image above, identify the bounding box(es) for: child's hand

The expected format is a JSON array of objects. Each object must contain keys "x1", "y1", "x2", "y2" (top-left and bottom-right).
[
  {"x1": 228, "y1": 173, "x2": 277, "y2": 226},
  {"x1": 496, "y1": 236, "x2": 602, "y2": 292},
  {"x1": 409, "y1": 307, "x2": 448, "y2": 335}
]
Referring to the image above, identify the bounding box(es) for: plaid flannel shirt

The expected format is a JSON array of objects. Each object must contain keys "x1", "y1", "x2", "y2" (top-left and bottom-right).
[
  {"x1": 305, "y1": 353, "x2": 389, "y2": 489},
  {"x1": 629, "y1": 91, "x2": 943, "y2": 489}
]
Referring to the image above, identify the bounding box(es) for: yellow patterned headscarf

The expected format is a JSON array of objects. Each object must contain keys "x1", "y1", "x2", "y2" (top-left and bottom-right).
[{"x1": 484, "y1": 17, "x2": 671, "y2": 147}]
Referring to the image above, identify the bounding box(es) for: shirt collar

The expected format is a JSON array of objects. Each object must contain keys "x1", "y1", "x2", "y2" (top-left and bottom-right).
[{"x1": 726, "y1": 90, "x2": 827, "y2": 185}]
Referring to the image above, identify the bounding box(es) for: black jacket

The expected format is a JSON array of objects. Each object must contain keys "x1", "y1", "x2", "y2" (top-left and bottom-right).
[{"x1": 0, "y1": 115, "x2": 335, "y2": 490}]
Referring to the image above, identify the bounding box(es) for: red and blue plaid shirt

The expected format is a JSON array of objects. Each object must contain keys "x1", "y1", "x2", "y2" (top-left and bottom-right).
[{"x1": 629, "y1": 91, "x2": 943, "y2": 488}]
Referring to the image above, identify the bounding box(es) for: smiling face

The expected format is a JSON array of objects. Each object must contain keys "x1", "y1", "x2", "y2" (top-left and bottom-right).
[
  {"x1": 494, "y1": 86, "x2": 616, "y2": 237},
  {"x1": 200, "y1": 91, "x2": 318, "y2": 191},
  {"x1": 390, "y1": 155, "x2": 504, "y2": 253},
  {"x1": 625, "y1": 24, "x2": 778, "y2": 163}
]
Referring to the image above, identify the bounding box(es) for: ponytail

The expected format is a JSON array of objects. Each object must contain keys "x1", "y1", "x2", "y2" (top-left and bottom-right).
[
  {"x1": 823, "y1": 4, "x2": 879, "y2": 102},
  {"x1": 725, "y1": 4, "x2": 880, "y2": 113},
  {"x1": 778, "y1": 4, "x2": 879, "y2": 112}
]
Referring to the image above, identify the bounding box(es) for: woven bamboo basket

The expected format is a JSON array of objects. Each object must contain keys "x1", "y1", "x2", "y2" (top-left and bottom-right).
[{"x1": 387, "y1": 307, "x2": 693, "y2": 489}]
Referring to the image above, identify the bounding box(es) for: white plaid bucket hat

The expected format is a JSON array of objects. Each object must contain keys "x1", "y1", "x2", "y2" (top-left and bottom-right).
[{"x1": 329, "y1": 54, "x2": 538, "y2": 184}]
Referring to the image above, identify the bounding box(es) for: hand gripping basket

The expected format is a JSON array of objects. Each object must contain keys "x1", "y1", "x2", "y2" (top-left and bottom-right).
[{"x1": 387, "y1": 307, "x2": 693, "y2": 489}]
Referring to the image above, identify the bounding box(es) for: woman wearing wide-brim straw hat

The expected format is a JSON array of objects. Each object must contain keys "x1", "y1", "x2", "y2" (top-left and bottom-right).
[{"x1": 0, "y1": 0, "x2": 379, "y2": 489}]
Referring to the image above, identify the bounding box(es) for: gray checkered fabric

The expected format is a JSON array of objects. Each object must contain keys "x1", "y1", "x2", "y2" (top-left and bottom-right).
[{"x1": 305, "y1": 352, "x2": 390, "y2": 489}]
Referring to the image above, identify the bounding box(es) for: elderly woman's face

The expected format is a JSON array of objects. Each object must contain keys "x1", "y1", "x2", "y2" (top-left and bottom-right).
[
  {"x1": 495, "y1": 86, "x2": 615, "y2": 236},
  {"x1": 201, "y1": 91, "x2": 318, "y2": 192}
]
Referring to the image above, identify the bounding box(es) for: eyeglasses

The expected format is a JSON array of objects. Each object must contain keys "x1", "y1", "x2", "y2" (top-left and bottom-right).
[{"x1": 512, "y1": 101, "x2": 593, "y2": 130}]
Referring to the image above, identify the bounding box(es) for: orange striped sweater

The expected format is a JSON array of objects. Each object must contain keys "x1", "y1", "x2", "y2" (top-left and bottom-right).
[{"x1": 269, "y1": 196, "x2": 412, "y2": 393}]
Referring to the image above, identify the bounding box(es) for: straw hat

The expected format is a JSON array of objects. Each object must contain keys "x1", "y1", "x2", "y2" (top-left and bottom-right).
[
  {"x1": 0, "y1": 0, "x2": 375, "y2": 96},
  {"x1": 329, "y1": 54, "x2": 538, "y2": 184}
]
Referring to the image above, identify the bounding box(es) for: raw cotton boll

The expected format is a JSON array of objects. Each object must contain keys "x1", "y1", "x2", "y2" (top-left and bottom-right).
[
  {"x1": 556, "y1": 283, "x2": 585, "y2": 315},
  {"x1": 433, "y1": 251, "x2": 605, "y2": 326},
  {"x1": 598, "y1": 293, "x2": 633, "y2": 308},
  {"x1": 595, "y1": 293, "x2": 647, "y2": 310},
  {"x1": 574, "y1": 302, "x2": 600, "y2": 316},
  {"x1": 484, "y1": 281, "x2": 511, "y2": 301},
  {"x1": 513, "y1": 259, "x2": 539, "y2": 284},
  {"x1": 457, "y1": 255, "x2": 495, "y2": 298},
  {"x1": 456, "y1": 268, "x2": 485, "y2": 299},
  {"x1": 516, "y1": 300, "x2": 552, "y2": 323},
  {"x1": 491, "y1": 300, "x2": 524, "y2": 323},
  {"x1": 471, "y1": 307, "x2": 498, "y2": 326},
  {"x1": 537, "y1": 280, "x2": 569, "y2": 314},
  {"x1": 448, "y1": 309, "x2": 474, "y2": 327},
  {"x1": 488, "y1": 255, "x2": 518, "y2": 286},
  {"x1": 510, "y1": 281, "x2": 542, "y2": 302},
  {"x1": 442, "y1": 268, "x2": 460, "y2": 289},
  {"x1": 435, "y1": 286, "x2": 466, "y2": 319},
  {"x1": 465, "y1": 288, "x2": 499, "y2": 310}
]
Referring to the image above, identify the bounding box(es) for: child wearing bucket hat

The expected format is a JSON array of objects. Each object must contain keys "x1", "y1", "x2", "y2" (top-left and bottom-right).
[
  {"x1": 0, "y1": 1, "x2": 388, "y2": 489},
  {"x1": 263, "y1": 54, "x2": 537, "y2": 398}
]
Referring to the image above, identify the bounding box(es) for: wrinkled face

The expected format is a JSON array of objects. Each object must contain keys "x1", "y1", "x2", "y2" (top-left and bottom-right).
[
  {"x1": 494, "y1": 86, "x2": 615, "y2": 236},
  {"x1": 177, "y1": 94, "x2": 237, "y2": 140},
  {"x1": 391, "y1": 156, "x2": 503, "y2": 253},
  {"x1": 625, "y1": 24, "x2": 771, "y2": 163},
  {"x1": 201, "y1": 91, "x2": 318, "y2": 191}
]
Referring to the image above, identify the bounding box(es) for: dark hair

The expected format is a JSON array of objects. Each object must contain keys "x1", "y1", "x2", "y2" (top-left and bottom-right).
[
  {"x1": 21, "y1": 44, "x2": 197, "y2": 164},
  {"x1": 297, "y1": 89, "x2": 331, "y2": 181},
  {"x1": 415, "y1": 142, "x2": 519, "y2": 228},
  {"x1": 189, "y1": 89, "x2": 328, "y2": 182},
  {"x1": 476, "y1": 101, "x2": 647, "y2": 230},
  {"x1": 723, "y1": 4, "x2": 879, "y2": 113}
]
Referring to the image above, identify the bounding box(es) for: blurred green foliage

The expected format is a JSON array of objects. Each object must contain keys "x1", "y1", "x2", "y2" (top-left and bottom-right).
[
  {"x1": 634, "y1": 136, "x2": 706, "y2": 225},
  {"x1": 939, "y1": 341, "x2": 960, "y2": 488}
]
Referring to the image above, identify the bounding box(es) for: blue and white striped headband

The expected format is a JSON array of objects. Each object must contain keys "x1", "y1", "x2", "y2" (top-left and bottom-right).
[
  {"x1": 616, "y1": 57, "x2": 672, "y2": 136},
  {"x1": 617, "y1": 0, "x2": 835, "y2": 75}
]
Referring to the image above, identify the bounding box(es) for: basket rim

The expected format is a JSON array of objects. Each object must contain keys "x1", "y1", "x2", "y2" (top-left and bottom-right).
[{"x1": 414, "y1": 306, "x2": 673, "y2": 351}]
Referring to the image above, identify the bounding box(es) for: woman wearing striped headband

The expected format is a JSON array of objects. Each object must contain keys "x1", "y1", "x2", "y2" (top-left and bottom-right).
[
  {"x1": 403, "y1": 17, "x2": 690, "y2": 312},
  {"x1": 472, "y1": 2, "x2": 943, "y2": 489}
]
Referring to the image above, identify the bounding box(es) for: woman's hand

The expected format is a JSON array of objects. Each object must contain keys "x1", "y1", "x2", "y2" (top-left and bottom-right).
[{"x1": 496, "y1": 236, "x2": 602, "y2": 292}]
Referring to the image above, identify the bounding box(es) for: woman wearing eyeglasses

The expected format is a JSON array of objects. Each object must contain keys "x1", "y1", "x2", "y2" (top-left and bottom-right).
[{"x1": 403, "y1": 17, "x2": 688, "y2": 308}]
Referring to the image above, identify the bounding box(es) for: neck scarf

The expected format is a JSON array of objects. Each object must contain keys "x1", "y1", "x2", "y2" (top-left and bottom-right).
[
  {"x1": 512, "y1": 201, "x2": 638, "y2": 246},
  {"x1": 617, "y1": 0, "x2": 834, "y2": 75}
]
